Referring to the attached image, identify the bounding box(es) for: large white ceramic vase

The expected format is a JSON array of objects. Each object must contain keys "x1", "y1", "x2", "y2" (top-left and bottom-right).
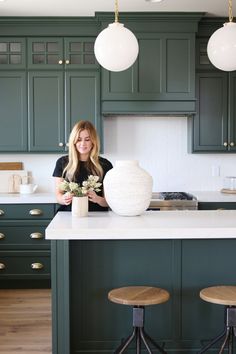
[{"x1": 104, "y1": 160, "x2": 153, "y2": 216}]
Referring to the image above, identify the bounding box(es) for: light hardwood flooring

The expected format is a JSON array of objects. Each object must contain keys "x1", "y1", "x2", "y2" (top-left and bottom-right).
[{"x1": 0, "y1": 289, "x2": 52, "y2": 354}]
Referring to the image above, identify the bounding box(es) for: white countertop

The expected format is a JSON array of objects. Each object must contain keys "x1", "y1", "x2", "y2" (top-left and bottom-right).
[
  {"x1": 46, "y1": 210, "x2": 236, "y2": 240},
  {"x1": 0, "y1": 192, "x2": 57, "y2": 204}
]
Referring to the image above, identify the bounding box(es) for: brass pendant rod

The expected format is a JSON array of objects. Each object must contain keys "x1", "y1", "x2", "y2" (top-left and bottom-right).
[
  {"x1": 229, "y1": 0, "x2": 233, "y2": 22},
  {"x1": 115, "y1": 0, "x2": 119, "y2": 23}
]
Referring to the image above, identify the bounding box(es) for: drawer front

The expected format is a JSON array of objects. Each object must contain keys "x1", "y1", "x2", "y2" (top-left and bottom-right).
[
  {"x1": 0, "y1": 204, "x2": 55, "y2": 219},
  {"x1": 0, "y1": 224, "x2": 50, "y2": 249},
  {"x1": 0, "y1": 251, "x2": 50, "y2": 278}
]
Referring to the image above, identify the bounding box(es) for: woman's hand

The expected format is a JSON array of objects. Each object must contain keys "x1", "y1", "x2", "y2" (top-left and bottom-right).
[
  {"x1": 62, "y1": 192, "x2": 73, "y2": 205},
  {"x1": 87, "y1": 190, "x2": 109, "y2": 207}
]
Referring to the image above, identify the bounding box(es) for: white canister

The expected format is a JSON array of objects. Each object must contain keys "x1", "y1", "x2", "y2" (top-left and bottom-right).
[
  {"x1": 71, "y1": 196, "x2": 88, "y2": 217},
  {"x1": 104, "y1": 160, "x2": 153, "y2": 216}
]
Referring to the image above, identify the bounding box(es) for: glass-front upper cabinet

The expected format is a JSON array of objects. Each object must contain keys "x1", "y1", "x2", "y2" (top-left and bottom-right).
[
  {"x1": 0, "y1": 38, "x2": 26, "y2": 69},
  {"x1": 27, "y1": 37, "x2": 98, "y2": 69}
]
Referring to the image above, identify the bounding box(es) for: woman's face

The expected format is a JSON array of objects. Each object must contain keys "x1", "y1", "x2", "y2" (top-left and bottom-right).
[{"x1": 75, "y1": 129, "x2": 93, "y2": 160}]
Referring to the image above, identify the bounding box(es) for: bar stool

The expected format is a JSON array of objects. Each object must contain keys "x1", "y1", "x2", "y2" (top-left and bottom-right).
[
  {"x1": 198, "y1": 285, "x2": 236, "y2": 354},
  {"x1": 108, "y1": 286, "x2": 170, "y2": 354}
]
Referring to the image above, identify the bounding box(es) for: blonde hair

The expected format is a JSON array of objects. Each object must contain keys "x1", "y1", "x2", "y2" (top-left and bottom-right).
[{"x1": 63, "y1": 120, "x2": 103, "y2": 181}]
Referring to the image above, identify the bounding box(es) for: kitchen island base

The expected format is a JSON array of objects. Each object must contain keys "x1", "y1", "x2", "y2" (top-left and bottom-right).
[{"x1": 51, "y1": 238, "x2": 236, "y2": 354}]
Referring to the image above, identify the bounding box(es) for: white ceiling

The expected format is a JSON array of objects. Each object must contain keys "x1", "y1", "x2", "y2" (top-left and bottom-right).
[{"x1": 0, "y1": 0, "x2": 232, "y2": 18}]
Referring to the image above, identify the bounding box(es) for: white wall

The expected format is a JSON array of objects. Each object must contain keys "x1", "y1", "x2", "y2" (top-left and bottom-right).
[{"x1": 1, "y1": 115, "x2": 236, "y2": 192}]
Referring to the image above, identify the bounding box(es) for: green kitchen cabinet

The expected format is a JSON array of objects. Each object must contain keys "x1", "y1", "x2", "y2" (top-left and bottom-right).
[
  {"x1": 28, "y1": 70, "x2": 100, "y2": 152},
  {"x1": 198, "y1": 202, "x2": 236, "y2": 210},
  {"x1": 27, "y1": 37, "x2": 98, "y2": 70},
  {"x1": 102, "y1": 33, "x2": 196, "y2": 114},
  {"x1": 0, "y1": 71, "x2": 27, "y2": 152},
  {"x1": 189, "y1": 72, "x2": 236, "y2": 153},
  {"x1": 195, "y1": 38, "x2": 215, "y2": 70},
  {"x1": 0, "y1": 37, "x2": 26, "y2": 69},
  {"x1": 0, "y1": 203, "x2": 55, "y2": 288}
]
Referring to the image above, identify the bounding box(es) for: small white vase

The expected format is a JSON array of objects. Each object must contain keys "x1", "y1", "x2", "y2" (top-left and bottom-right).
[
  {"x1": 71, "y1": 196, "x2": 88, "y2": 217},
  {"x1": 103, "y1": 160, "x2": 153, "y2": 216}
]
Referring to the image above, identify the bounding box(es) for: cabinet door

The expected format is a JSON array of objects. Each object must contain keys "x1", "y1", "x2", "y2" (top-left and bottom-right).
[
  {"x1": 228, "y1": 72, "x2": 236, "y2": 152},
  {"x1": 65, "y1": 70, "x2": 101, "y2": 143},
  {"x1": 64, "y1": 38, "x2": 98, "y2": 69},
  {"x1": 102, "y1": 33, "x2": 195, "y2": 101},
  {"x1": 0, "y1": 38, "x2": 26, "y2": 69},
  {"x1": 0, "y1": 71, "x2": 27, "y2": 152},
  {"x1": 196, "y1": 38, "x2": 215, "y2": 70},
  {"x1": 192, "y1": 72, "x2": 228, "y2": 152},
  {"x1": 28, "y1": 71, "x2": 64, "y2": 152},
  {"x1": 27, "y1": 38, "x2": 63, "y2": 69}
]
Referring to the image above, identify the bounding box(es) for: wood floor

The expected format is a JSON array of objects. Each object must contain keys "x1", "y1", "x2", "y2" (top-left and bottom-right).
[{"x1": 0, "y1": 289, "x2": 52, "y2": 354}]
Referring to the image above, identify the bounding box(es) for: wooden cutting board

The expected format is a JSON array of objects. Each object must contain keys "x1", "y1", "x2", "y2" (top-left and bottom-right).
[{"x1": 0, "y1": 162, "x2": 23, "y2": 170}]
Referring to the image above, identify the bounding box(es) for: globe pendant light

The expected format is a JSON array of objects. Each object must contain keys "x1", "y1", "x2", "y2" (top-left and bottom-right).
[
  {"x1": 207, "y1": 0, "x2": 236, "y2": 71},
  {"x1": 94, "y1": 0, "x2": 139, "y2": 72}
]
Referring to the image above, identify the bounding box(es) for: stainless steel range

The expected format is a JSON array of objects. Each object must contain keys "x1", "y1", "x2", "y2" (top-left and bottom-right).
[{"x1": 148, "y1": 192, "x2": 198, "y2": 211}]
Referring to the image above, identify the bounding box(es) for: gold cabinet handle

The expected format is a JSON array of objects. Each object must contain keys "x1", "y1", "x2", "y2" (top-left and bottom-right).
[
  {"x1": 0, "y1": 233, "x2": 5, "y2": 240},
  {"x1": 0, "y1": 209, "x2": 5, "y2": 216},
  {"x1": 58, "y1": 59, "x2": 63, "y2": 64},
  {"x1": 31, "y1": 262, "x2": 44, "y2": 270},
  {"x1": 65, "y1": 59, "x2": 70, "y2": 64},
  {"x1": 0, "y1": 263, "x2": 6, "y2": 270},
  {"x1": 30, "y1": 232, "x2": 43, "y2": 239},
  {"x1": 58, "y1": 142, "x2": 64, "y2": 147},
  {"x1": 223, "y1": 142, "x2": 228, "y2": 147},
  {"x1": 230, "y1": 142, "x2": 235, "y2": 147},
  {"x1": 29, "y1": 209, "x2": 43, "y2": 216}
]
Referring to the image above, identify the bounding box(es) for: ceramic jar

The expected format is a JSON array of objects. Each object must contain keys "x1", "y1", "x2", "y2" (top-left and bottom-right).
[
  {"x1": 71, "y1": 196, "x2": 88, "y2": 217},
  {"x1": 103, "y1": 160, "x2": 153, "y2": 216}
]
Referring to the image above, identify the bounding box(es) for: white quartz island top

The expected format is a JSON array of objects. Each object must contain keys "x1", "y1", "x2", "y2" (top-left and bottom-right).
[{"x1": 46, "y1": 210, "x2": 236, "y2": 240}]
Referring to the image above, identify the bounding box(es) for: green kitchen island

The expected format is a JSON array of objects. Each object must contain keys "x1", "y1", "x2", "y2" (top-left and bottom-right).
[{"x1": 46, "y1": 210, "x2": 236, "y2": 354}]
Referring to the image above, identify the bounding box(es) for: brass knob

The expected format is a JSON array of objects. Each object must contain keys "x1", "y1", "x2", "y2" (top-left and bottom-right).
[
  {"x1": 59, "y1": 142, "x2": 64, "y2": 147},
  {"x1": 30, "y1": 232, "x2": 43, "y2": 239},
  {"x1": 0, "y1": 209, "x2": 5, "y2": 216},
  {"x1": 65, "y1": 59, "x2": 70, "y2": 64},
  {"x1": 230, "y1": 142, "x2": 235, "y2": 147},
  {"x1": 58, "y1": 60, "x2": 63, "y2": 64},
  {"x1": 0, "y1": 233, "x2": 5, "y2": 240},
  {"x1": 31, "y1": 262, "x2": 44, "y2": 270},
  {"x1": 223, "y1": 142, "x2": 228, "y2": 147},
  {"x1": 0, "y1": 263, "x2": 6, "y2": 270},
  {"x1": 29, "y1": 209, "x2": 43, "y2": 216}
]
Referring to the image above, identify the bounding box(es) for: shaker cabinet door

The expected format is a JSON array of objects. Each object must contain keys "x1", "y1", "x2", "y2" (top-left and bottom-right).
[
  {"x1": 28, "y1": 71, "x2": 64, "y2": 152},
  {"x1": 0, "y1": 71, "x2": 27, "y2": 152}
]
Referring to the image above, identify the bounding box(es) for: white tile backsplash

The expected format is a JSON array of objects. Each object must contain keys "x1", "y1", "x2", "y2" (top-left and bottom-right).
[{"x1": 1, "y1": 115, "x2": 236, "y2": 193}]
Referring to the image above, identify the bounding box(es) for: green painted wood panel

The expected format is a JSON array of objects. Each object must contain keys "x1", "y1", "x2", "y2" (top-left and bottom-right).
[
  {"x1": 65, "y1": 70, "x2": 101, "y2": 142},
  {"x1": 228, "y1": 72, "x2": 236, "y2": 152},
  {"x1": 192, "y1": 72, "x2": 228, "y2": 152},
  {"x1": 28, "y1": 71, "x2": 64, "y2": 152},
  {"x1": 0, "y1": 71, "x2": 27, "y2": 152},
  {"x1": 64, "y1": 37, "x2": 98, "y2": 69},
  {"x1": 0, "y1": 37, "x2": 26, "y2": 69}
]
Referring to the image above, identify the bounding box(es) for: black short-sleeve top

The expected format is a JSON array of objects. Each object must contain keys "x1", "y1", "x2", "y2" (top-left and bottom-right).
[{"x1": 53, "y1": 155, "x2": 113, "y2": 212}]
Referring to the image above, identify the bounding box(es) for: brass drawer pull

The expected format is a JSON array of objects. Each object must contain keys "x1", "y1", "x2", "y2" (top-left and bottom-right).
[
  {"x1": 30, "y1": 232, "x2": 43, "y2": 239},
  {"x1": 223, "y1": 142, "x2": 228, "y2": 147},
  {"x1": 0, "y1": 233, "x2": 5, "y2": 240},
  {"x1": 0, "y1": 263, "x2": 6, "y2": 270},
  {"x1": 0, "y1": 209, "x2": 5, "y2": 216},
  {"x1": 29, "y1": 209, "x2": 43, "y2": 216},
  {"x1": 31, "y1": 262, "x2": 44, "y2": 270}
]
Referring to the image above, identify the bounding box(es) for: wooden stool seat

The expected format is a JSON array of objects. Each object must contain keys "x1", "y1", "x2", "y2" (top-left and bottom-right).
[
  {"x1": 200, "y1": 285, "x2": 236, "y2": 306},
  {"x1": 108, "y1": 286, "x2": 170, "y2": 306}
]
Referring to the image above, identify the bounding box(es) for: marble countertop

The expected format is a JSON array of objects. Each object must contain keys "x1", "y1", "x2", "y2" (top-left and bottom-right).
[
  {"x1": 46, "y1": 210, "x2": 236, "y2": 240},
  {"x1": 0, "y1": 192, "x2": 57, "y2": 204},
  {"x1": 0, "y1": 191, "x2": 236, "y2": 204}
]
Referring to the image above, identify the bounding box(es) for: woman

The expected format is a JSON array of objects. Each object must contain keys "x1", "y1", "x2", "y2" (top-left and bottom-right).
[{"x1": 53, "y1": 120, "x2": 113, "y2": 211}]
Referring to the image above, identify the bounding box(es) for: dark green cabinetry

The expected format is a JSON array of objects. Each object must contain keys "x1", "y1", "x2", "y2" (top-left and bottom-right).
[
  {"x1": 198, "y1": 202, "x2": 236, "y2": 210},
  {"x1": 0, "y1": 204, "x2": 54, "y2": 287},
  {"x1": 102, "y1": 33, "x2": 196, "y2": 114},
  {"x1": 0, "y1": 37, "x2": 26, "y2": 69}
]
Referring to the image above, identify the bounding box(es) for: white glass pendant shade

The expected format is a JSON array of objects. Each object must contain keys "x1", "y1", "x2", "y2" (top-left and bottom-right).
[
  {"x1": 94, "y1": 22, "x2": 139, "y2": 72},
  {"x1": 207, "y1": 22, "x2": 236, "y2": 71}
]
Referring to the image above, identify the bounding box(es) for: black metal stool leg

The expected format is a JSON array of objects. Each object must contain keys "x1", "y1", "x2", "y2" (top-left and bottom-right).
[
  {"x1": 219, "y1": 327, "x2": 230, "y2": 354},
  {"x1": 114, "y1": 327, "x2": 136, "y2": 354},
  {"x1": 139, "y1": 327, "x2": 153, "y2": 354},
  {"x1": 142, "y1": 329, "x2": 168, "y2": 354},
  {"x1": 198, "y1": 329, "x2": 227, "y2": 354},
  {"x1": 228, "y1": 327, "x2": 234, "y2": 354},
  {"x1": 136, "y1": 328, "x2": 141, "y2": 354}
]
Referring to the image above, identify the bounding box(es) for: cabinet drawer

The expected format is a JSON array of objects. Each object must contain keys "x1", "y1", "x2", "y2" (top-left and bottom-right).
[
  {"x1": 0, "y1": 204, "x2": 55, "y2": 219},
  {"x1": 0, "y1": 251, "x2": 50, "y2": 278},
  {"x1": 0, "y1": 224, "x2": 50, "y2": 249}
]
